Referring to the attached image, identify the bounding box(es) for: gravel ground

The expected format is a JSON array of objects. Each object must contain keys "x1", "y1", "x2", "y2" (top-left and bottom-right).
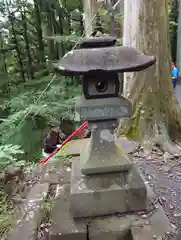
[{"x1": 132, "y1": 84, "x2": 181, "y2": 240}]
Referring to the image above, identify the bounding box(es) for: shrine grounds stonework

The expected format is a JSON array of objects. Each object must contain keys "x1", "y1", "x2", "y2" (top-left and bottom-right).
[{"x1": 7, "y1": 138, "x2": 177, "y2": 240}]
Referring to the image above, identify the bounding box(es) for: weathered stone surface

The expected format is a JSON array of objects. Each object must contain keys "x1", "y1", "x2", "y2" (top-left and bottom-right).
[
  {"x1": 80, "y1": 36, "x2": 117, "y2": 49},
  {"x1": 56, "y1": 137, "x2": 138, "y2": 157},
  {"x1": 55, "y1": 46, "x2": 156, "y2": 75},
  {"x1": 88, "y1": 185, "x2": 170, "y2": 240},
  {"x1": 130, "y1": 183, "x2": 171, "y2": 240},
  {"x1": 76, "y1": 96, "x2": 132, "y2": 121},
  {"x1": 40, "y1": 160, "x2": 71, "y2": 184},
  {"x1": 50, "y1": 184, "x2": 87, "y2": 240},
  {"x1": 116, "y1": 137, "x2": 138, "y2": 154},
  {"x1": 88, "y1": 204, "x2": 170, "y2": 240},
  {"x1": 88, "y1": 215, "x2": 134, "y2": 240},
  {"x1": 80, "y1": 121, "x2": 132, "y2": 175},
  {"x1": 70, "y1": 158, "x2": 147, "y2": 218},
  {"x1": 131, "y1": 205, "x2": 171, "y2": 240},
  {"x1": 8, "y1": 183, "x2": 49, "y2": 240}
]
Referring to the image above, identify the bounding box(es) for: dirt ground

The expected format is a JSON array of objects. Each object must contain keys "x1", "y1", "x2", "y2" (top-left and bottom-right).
[{"x1": 131, "y1": 83, "x2": 181, "y2": 240}]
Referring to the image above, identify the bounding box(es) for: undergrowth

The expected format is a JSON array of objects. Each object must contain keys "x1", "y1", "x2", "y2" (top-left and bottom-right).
[{"x1": 0, "y1": 191, "x2": 16, "y2": 239}]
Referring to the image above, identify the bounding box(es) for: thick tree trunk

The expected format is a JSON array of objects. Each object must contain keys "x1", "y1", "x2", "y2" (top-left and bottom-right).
[
  {"x1": 177, "y1": 0, "x2": 181, "y2": 74},
  {"x1": 123, "y1": 0, "x2": 140, "y2": 98},
  {"x1": 117, "y1": 0, "x2": 181, "y2": 154},
  {"x1": 83, "y1": 0, "x2": 103, "y2": 37}
]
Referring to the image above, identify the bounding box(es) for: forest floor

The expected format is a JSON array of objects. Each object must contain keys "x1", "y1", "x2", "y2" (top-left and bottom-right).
[{"x1": 131, "y1": 83, "x2": 181, "y2": 240}]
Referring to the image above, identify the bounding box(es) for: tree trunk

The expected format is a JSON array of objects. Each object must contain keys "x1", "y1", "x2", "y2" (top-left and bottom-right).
[
  {"x1": 33, "y1": 0, "x2": 45, "y2": 64},
  {"x1": 177, "y1": 0, "x2": 181, "y2": 74},
  {"x1": 83, "y1": 0, "x2": 101, "y2": 37},
  {"x1": 123, "y1": 0, "x2": 141, "y2": 98},
  {"x1": 9, "y1": 14, "x2": 25, "y2": 82},
  {"x1": 169, "y1": 0, "x2": 179, "y2": 62},
  {"x1": 50, "y1": 4, "x2": 59, "y2": 60},
  {"x1": 117, "y1": 0, "x2": 181, "y2": 154},
  {"x1": 57, "y1": 5, "x2": 65, "y2": 57},
  {"x1": 45, "y1": 2, "x2": 56, "y2": 60},
  {"x1": 106, "y1": 0, "x2": 117, "y2": 36},
  {"x1": 21, "y1": 7, "x2": 34, "y2": 79},
  {"x1": 79, "y1": 0, "x2": 84, "y2": 35},
  {"x1": 0, "y1": 34, "x2": 7, "y2": 74}
]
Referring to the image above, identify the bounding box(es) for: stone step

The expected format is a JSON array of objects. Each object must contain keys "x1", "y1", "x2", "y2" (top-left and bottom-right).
[
  {"x1": 7, "y1": 183, "x2": 49, "y2": 240},
  {"x1": 50, "y1": 178, "x2": 171, "y2": 240},
  {"x1": 40, "y1": 160, "x2": 71, "y2": 185},
  {"x1": 50, "y1": 184, "x2": 87, "y2": 240}
]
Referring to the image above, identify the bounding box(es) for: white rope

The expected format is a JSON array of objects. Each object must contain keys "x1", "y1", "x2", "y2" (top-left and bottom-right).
[
  {"x1": 9, "y1": 3, "x2": 105, "y2": 135},
  {"x1": 113, "y1": 0, "x2": 123, "y2": 9}
]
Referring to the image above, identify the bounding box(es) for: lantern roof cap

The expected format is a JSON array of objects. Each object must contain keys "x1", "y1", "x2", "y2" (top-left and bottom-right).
[
  {"x1": 80, "y1": 36, "x2": 117, "y2": 49},
  {"x1": 54, "y1": 46, "x2": 156, "y2": 76}
]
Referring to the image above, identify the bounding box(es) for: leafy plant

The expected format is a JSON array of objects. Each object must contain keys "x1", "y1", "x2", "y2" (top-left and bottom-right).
[{"x1": 0, "y1": 144, "x2": 25, "y2": 169}]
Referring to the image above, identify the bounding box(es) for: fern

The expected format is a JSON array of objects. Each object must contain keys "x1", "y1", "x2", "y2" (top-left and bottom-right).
[
  {"x1": 0, "y1": 144, "x2": 25, "y2": 169},
  {"x1": 0, "y1": 74, "x2": 80, "y2": 162}
]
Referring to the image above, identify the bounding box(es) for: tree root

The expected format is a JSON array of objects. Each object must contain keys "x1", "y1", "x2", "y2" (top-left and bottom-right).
[
  {"x1": 116, "y1": 117, "x2": 181, "y2": 158},
  {"x1": 141, "y1": 121, "x2": 181, "y2": 157}
]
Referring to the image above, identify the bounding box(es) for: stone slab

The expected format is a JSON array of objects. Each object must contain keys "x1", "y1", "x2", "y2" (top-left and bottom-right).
[
  {"x1": 76, "y1": 96, "x2": 132, "y2": 121},
  {"x1": 88, "y1": 215, "x2": 135, "y2": 240},
  {"x1": 88, "y1": 205, "x2": 170, "y2": 240},
  {"x1": 131, "y1": 206, "x2": 170, "y2": 240},
  {"x1": 8, "y1": 183, "x2": 49, "y2": 240},
  {"x1": 88, "y1": 186, "x2": 171, "y2": 240},
  {"x1": 56, "y1": 137, "x2": 138, "y2": 157},
  {"x1": 70, "y1": 158, "x2": 147, "y2": 218},
  {"x1": 131, "y1": 182, "x2": 171, "y2": 240},
  {"x1": 50, "y1": 184, "x2": 87, "y2": 240},
  {"x1": 40, "y1": 160, "x2": 71, "y2": 184}
]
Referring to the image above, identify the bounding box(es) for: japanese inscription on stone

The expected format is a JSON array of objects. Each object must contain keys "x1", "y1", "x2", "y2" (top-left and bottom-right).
[{"x1": 79, "y1": 105, "x2": 132, "y2": 121}]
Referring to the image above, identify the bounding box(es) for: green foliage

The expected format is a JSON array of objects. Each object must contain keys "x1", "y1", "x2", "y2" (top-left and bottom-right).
[
  {"x1": 169, "y1": 0, "x2": 179, "y2": 61},
  {"x1": 0, "y1": 0, "x2": 83, "y2": 165},
  {"x1": 0, "y1": 192, "x2": 16, "y2": 237},
  {"x1": 45, "y1": 34, "x2": 80, "y2": 44},
  {"x1": 0, "y1": 75, "x2": 80, "y2": 162},
  {"x1": 0, "y1": 144, "x2": 24, "y2": 169}
]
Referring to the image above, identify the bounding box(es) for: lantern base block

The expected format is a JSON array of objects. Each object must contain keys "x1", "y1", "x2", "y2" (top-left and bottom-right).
[{"x1": 70, "y1": 158, "x2": 147, "y2": 218}]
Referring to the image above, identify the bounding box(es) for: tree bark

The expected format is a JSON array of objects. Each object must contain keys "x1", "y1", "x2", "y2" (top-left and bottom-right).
[
  {"x1": 9, "y1": 13, "x2": 25, "y2": 82},
  {"x1": 169, "y1": 0, "x2": 179, "y2": 62},
  {"x1": 83, "y1": 0, "x2": 102, "y2": 37},
  {"x1": 21, "y1": 7, "x2": 34, "y2": 79},
  {"x1": 33, "y1": 0, "x2": 45, "y2": 64},
  {"x1": 177, "y1": 0, "x2": 181, "y2": 74},
  {"x1": 117, "y1": 0, "x2": 181, "y2": 154},
  {"x1": 123, "y1": 0, "x2": 140, "y2": 97}
]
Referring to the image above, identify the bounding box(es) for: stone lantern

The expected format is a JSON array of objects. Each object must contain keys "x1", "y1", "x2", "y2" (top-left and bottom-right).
[{"x1": 55, "y1": 36, "x2": 156, "y2": 219}]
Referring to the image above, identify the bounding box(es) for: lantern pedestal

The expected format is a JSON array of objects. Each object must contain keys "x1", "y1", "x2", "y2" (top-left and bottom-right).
[
  {"x1": 80, "y1": 120, "x2": 132, "y2": 175},
  {"x1": 70, "y1": 157, "x2": 147, "y2": 218}
]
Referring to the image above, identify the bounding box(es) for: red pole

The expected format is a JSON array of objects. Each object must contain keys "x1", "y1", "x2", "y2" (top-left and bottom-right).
[{"x1": 39, "y1": 121, "x2": 88, "y2": 164}]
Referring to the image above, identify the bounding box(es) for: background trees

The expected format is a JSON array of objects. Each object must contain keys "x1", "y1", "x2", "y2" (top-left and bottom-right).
[{"x1": 0, "y1": 0, "x2": 84, "y2": 164}]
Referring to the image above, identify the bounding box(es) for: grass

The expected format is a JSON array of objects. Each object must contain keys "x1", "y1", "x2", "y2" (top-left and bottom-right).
[{"x1": 0, "y1": 190, "x2": 16, "y2": 238}]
